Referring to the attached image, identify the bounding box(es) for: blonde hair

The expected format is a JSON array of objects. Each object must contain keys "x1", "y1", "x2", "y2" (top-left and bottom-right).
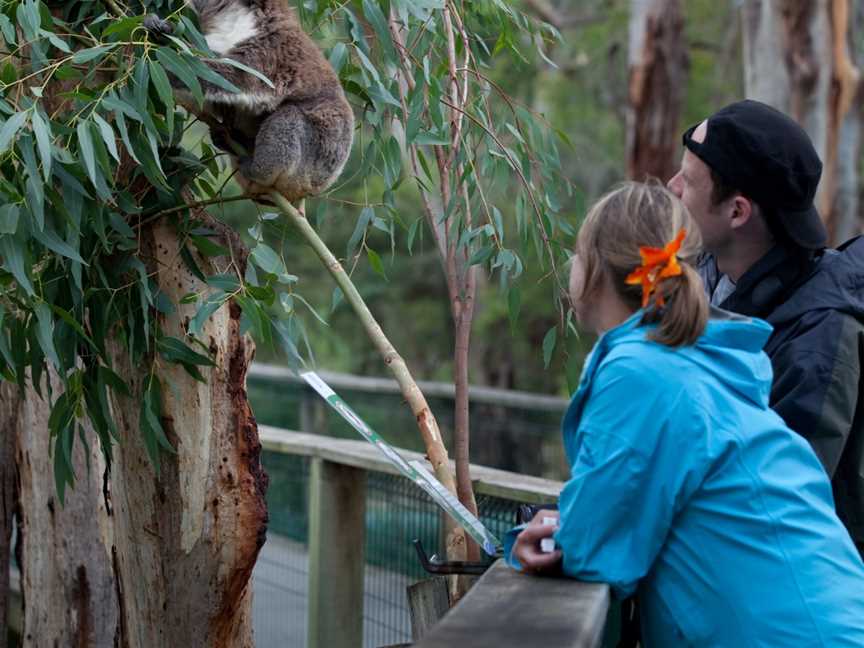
[{"x1": 575, "y1": 181, "x2": 709, "y2": 347}]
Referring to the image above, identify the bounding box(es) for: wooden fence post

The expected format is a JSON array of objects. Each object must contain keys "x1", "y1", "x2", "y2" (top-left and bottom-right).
[
  {"x1": 300, "y1": 388, "x2": 329, "y2": 435},
  {"x1": 307, "y1": 457, "x2": 367, "y2": 648}
]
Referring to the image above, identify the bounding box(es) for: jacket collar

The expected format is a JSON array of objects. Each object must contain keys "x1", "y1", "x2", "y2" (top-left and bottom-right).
[{"x1": 704, "y1": 245, "x2": 817, "y2": 319}]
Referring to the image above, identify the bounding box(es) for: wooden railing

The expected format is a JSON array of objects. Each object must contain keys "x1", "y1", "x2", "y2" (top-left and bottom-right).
[
  {"x1": 249, "y1": 363, "x2": 571, "y2": 413},
  {"x1": 259, "y1": 426, "x2": 610, "y2": 648},
  {"x1": 414, "y1": 561, "x2": 610, "y2": 648}
]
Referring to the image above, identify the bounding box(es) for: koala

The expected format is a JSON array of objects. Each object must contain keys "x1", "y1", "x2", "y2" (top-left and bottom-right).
[{"x1": 145, "y1": 0, "x2": 354, "y2": 202}]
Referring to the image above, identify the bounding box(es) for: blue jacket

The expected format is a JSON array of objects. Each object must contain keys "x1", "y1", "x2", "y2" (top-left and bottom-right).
[{"x1": 506, "y1": 310, "x2": 864, "y2": 647}]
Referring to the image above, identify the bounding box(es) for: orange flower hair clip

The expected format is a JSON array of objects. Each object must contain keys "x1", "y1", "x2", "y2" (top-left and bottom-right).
[{"x1": 625, "y1": 228, "x2": 687, "y2": 308}]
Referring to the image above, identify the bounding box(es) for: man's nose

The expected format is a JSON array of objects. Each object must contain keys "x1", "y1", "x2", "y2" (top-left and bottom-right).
[{"x1": 667, "y1": 172, "x2": 682, "y2": 197}]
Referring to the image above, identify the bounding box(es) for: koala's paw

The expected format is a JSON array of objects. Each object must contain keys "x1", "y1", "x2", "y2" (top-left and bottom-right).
[
  {"x1": 237, "y1": 156, "x2": 255, "y2": 179},
  {"x1": 143, "y1": 15, "x2": 173, "y2": 37}
]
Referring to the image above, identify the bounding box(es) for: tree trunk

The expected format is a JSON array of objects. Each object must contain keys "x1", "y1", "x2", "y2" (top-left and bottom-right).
[
  {"x1": 106, "y1": 216, "x2": 268, "y2": 647},
  {"x1": 626, "y1": 0, "x2": 687, "y2": 182},
  {"x1": 4, "y1": 7, "x2": 269, "y2": 643},
  {"x1": 741, "y1": 0, "x2": 863, "y2": 245},
  {"x1": 7, "y1": 213, "x2": 268, "y2": 646},
  {"x1": 0, "y1": 384, "x2": 19, "y2": 648},
  {"x1": 13, "y1": 376, "x2": 118, "y2": 646}
]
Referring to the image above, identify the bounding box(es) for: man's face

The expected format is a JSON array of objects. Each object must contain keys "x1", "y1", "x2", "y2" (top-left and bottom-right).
[{"x1": 667, "y1": 121, "x2": 732, "y2": 254}]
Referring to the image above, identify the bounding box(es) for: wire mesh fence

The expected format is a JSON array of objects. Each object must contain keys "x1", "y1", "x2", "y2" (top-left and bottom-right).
[
  {"x1": 252, "y1": 450, "x2": 541, "y2": 648},
  {"x1": 248, "y1": 372, "x2": 569, "y2": 480}
]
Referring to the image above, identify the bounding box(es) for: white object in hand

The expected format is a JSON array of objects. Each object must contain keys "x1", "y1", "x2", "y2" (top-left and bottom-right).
[{"x1": 540, "y1": 516, "x2": 558, "y2": 553}]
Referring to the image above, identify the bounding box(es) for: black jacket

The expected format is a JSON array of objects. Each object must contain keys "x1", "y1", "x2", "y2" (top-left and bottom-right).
[{"x1": 699, "y1": 237, "x2": 864, "y2": 554}]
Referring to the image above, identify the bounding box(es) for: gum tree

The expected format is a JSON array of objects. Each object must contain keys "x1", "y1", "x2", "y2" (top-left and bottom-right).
[{"x1": 0, "y1": 0, "x2": 569, "y2": 641}]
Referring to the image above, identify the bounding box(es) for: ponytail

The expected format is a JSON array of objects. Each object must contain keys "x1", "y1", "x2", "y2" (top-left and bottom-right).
[
  {"x1": 577, "y1": 181, "x2": 709, "y2": 348},
  {"x1": 643, "y1": 264, "x2": 709, "y2": 347}
]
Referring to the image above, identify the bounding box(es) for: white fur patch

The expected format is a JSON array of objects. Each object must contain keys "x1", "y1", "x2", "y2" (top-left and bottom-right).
[
  {"x1": 206, "y1": 90, "x2": 278, "y2": 113},
  {"x1": 205, "y1": 5, "x2": 258, "y2": 55}
]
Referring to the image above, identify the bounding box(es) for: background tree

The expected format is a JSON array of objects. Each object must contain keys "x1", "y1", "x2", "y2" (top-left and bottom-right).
[
  {"x1": 0, "y1": 1, "x2": 270, "y2": 643},
  {"x1": 741, "y1": 0, "x2": 863, "y2": 243},
  {"x1": 626, "y1": 0, "x2": 687, "y2": 181}
]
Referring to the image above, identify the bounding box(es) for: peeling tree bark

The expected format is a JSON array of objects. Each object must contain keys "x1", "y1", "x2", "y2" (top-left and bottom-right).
[
  {"x1": 13, "y1": 376, "x2": 118, "y2": 647},
  {"x1": 626, "y1": 0, "x2": 687, "y2": 182},
  {"x1": 4, "y1": 212, "x2": 267, "y2": 647},
  {"x1": 827, "y1": 0, "x2": 863, "y2": 242},
  {"x1": 0, "y1": 384, "x2": 19, "y2": 648},
  {"x1": 742, "y1": 0, "x2": 863, "y2": 244},
  {"x1": 106, "y1": 216, "x2": 267, "y2": 648}
]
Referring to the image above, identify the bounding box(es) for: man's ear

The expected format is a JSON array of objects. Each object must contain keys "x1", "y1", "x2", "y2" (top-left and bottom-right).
[{"x1": 728, "y1": 195, "x2": 753, "y2": 231}]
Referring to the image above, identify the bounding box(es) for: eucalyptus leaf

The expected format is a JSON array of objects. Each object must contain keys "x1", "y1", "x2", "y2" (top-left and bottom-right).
[
  {"x1": 542, "y1": 325, "x2": 557, "y2": 369},
  {"x1": 92, "y1": 113, "x2": 120, "y2": 163},
  {"x1": 34, "y1": 301, "x2": 61, "y2": 371},
  {"x1": 0, "y1": 111, "x2": 28, "y2": 154},
  {"x1": 76, "y1": 120, "x2": 98, "y2": 187},
  {"x1": 31, "y1": 108, "x2": 52, "y2": 181},
  {"x1": 250, "y1": 243, "x2": 285, "y2": 276},
  {"x1": 0, "y1": 236, "x2": 34, "y2": 296},
  {"x1": 71, "y1": 45, "x2": 113, "y2": 64},
  {"x1": 156, "y1": 48, "x2": 203, "y2": 106},
  {"x1": 157, "y1": 336, "x2": 215, "y2": 366},
  {"x1": 0, "y1": 205, "x2": 19, "y2": 235}
]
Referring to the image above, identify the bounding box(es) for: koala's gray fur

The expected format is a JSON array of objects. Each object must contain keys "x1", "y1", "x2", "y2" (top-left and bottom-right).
[{"x1": 147, "y1": 0, "x2": 354, "y2": 201}]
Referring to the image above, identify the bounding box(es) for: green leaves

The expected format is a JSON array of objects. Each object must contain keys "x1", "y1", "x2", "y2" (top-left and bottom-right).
[
  {"x1": 76, "y1": 120, "x2": 98, "y2": 188},
  {"x1": 542, "y1": 325, "x2": 557, "y2": 369},
  {"x1": 0, "y1": 205, "x2": 19, "y2": 235},
  {"x1": 0, "y1": 111, "x2": 28, "y2": 154},
  {"x1": 0, "y1": 235, "x2": 34, "y2": 296},
  {"x1": 155, "y1": 47, "x2": 203, "y2": 106},
  {"x1": 157, "y1": 335, "x2": 215, "y2": 369},
  {"x1": 250, "y1": 242, "x2": 285, "y2": 276},
  {"x1": 71, "y1": 45, "x2": 114, "y2": 64},
  {"x1": 140, "y1": 375, "x2": 176, "y2": 474},
  {"x1": 31, "y1": 108, "x2": 52, "y2": 181}
]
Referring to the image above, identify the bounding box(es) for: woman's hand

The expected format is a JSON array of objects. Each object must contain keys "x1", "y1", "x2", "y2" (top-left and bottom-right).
[{"x1": 513, "y1": 509, "x2": 563, "y2": 574}]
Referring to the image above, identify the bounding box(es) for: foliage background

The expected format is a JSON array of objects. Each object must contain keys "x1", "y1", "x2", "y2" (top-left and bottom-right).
[{"x1": 0, "y1": 0, "x2": 747, "y2": 490}]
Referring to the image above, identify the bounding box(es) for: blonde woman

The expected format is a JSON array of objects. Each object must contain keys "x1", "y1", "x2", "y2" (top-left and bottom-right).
[{"x1": 507, "y1": 182, "x2": 864, "y2": 646}]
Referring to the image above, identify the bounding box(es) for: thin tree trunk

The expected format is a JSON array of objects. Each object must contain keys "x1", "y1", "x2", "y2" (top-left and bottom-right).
[
  {"x1": 452, "y1": 268, "x2": 479, "y2": 563},
  {"x1": 742, "y1": 0, "x2": 862, "y2": 245},
  {"x1": 825, "y1": 0, "x2": 862, "y2": 242},
  {"x1": 626, "y1": 0, "x2": 687, "y2": 182}
]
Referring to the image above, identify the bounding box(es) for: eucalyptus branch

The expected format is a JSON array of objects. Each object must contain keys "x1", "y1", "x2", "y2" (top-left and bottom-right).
[
  {"x1": 134, "y1": 195, "x2": 251, "y2": 229},
  {"x1": 270, "y1": 192, "x2": 461, "y2": 499},
  {"x1": 102, "y1": 0, "x2": 128, "y2": 18},
  {"x1": 388, "y1": 12, "x2": 449, "y2": 261},
  {"x1": 441, "y1": 5, "x2": 464, "y2": 172},
  {"x1": 439, "y1": 97, "x2": 564, "y2": 286}
]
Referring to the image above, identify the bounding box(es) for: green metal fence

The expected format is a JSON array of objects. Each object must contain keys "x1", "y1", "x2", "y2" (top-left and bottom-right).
[{"x1": 254, "y1": 448, "x2": 544, "y2": 648}]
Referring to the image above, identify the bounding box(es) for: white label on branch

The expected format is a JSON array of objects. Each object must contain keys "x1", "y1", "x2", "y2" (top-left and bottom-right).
[{"x1": 300, "y1": 370, "x2": 502, "y2": 556}]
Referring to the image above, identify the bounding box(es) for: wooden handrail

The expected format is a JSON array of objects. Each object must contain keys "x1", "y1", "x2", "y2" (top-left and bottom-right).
[
  {"x1": 249, "y1": 363, "x2": 571, "y2": 413},
  {"x1": 258, "y1": 426, "x2": 563, "y2": 504},
  {"x1": 413, "y1": 560, "x2": 610, "y2": 648}
]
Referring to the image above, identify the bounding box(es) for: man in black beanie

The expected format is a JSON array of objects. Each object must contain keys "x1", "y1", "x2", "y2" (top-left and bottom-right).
[{"x1": 668, "y1": 99, "x2": 864, "y2": 556}]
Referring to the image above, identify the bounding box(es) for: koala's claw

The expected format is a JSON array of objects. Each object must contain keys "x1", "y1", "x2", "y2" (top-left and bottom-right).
[{"x1": 143, "y1": 15, "x2": 173, "y2": 37}]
